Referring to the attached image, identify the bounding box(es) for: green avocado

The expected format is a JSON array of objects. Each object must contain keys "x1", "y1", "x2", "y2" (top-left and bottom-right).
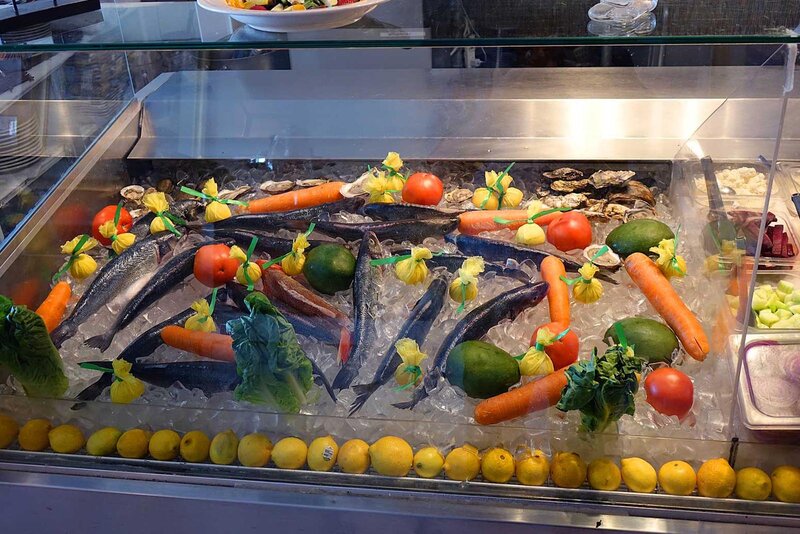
[
  {"x1": 445, "y1": 341, "x2": 521, "y2": 399},
  {"x1": 604, "y1": 317, "x2": 679, "y2": 365},
  {"x1": 605, "y1": 219, "x2": 675, "y2": 258}
]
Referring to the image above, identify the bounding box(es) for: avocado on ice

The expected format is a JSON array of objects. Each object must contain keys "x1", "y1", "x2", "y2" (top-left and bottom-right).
[
  {"x1": 445, "y1": 340, "x2": 521, "y2": 399},
  {"x1": 604, "y1": 317, "x2": 679, "y2": 365},
  {"x1": 605, "y1": 219, "x2": 675, "y2": 258}
]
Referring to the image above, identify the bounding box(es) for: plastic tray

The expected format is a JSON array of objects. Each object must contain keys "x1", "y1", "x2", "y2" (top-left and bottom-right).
[{"x1": 682, "y1": 159, "x2": 784, "y2": 210}]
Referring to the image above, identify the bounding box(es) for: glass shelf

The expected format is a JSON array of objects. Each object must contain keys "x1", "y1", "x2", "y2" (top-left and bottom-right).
[{"x1": 0, "y1": 0, "x2": 798, "y2": 53}]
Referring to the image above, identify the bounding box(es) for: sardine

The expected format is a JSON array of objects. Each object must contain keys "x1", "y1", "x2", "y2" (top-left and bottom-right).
[
  {"x1": 394, "y1": 281, "x2": 549, "y2": 410},
  {"x1": 393, "y1": 249, "x2": 531, "y2": 283},
  {"x1": 305, "y1": 218, "x2": 459, "y2": 243},
  {"x1": 51, "y1": 233, "x2": 176, "y2": 348},
  {"x1": 360, "y1": 202, "x2": 464, "y2": 221},
  {"x1": 211, "y1": 229, "x2": 333, "y2": 259},
  {"x1": 349, "y1": 275, "x2": 448, "y2": 415},
  {"x1": 81, "y1": 360, "x2": 241, "y2": 395}
]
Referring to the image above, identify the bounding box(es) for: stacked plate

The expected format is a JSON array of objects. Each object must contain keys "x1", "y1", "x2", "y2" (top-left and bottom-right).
[
  {"x1": 0, "y1": 113, "x2": 43, "y2": 174},
  {"x1": 0, "y1": 22, "x2": 51, "y2": 46}
]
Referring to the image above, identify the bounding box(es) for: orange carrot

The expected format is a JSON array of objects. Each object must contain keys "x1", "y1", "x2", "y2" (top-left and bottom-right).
[
  {"x1": 246, "y1": 181, "x2": 345, "y2": 213},
  {"x1": 624, "y1": 253, "x2": 709, "y2": 361},
  {"x1": 35, "y1": 281, "x2": 71, "y2": 333},
  {"x1": 540, "y1": 256, "x2": 570, "y2": 324},
  {"x1": 160, "y1": 326, "x2": 235, "y2": 362},
  {"x1": 474, "y1": 368, "x2": 568, "y2": 425},
  {"x1": 457, "y1": 210, "x2": 564, "y2": 235}
]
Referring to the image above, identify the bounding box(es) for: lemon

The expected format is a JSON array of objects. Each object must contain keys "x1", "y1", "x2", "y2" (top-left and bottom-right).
[
  {"x1": 551, "y1": 452, "x2": 587, "y2": 489},
  {"x1": 149, "y1": 429, "x2": 181, "y2": 461},
  {"x1": 444, "y1": 444, "x2": 481, "y2": 481},
  {"x1": 0, "y1": 413, "x2": 19, "y2": 448},
  {"x1": 117, "y1": 429, "x2": 151, "y2": 459},
  {"x1": 338, "y1": 439, "x2": 370, "y2": 474},
  {"x1": 209, "y1": 430, "x2": 239, "y2": 465},
  {"x1": 481, "y1": 447, "x2": 515, "y2": 483},
  {"x1": 735, "y1": 467, "x2": 771, "y2": 501},
  {"x1": 771, "y1": 465, "x2": 800, "y2": 503},
  {"x1": 272, "y1": 437, "x2": 308, "y2": 470},
  {"x1": 48, "y1": 424, "x2": 85, "y2": 454},
  {"x1": 516, "y1": 449, "x2": 550, "y2": 486},
  {"x1": 86, "y1": 427, "x2": 122, "y2": 456},
  {"x1": 588, "y1": 458, "x2": 622, "y2": 491},
  {"x1": 307, "y1": 436, "x2": 338, "y2": 472},
  {"x1": 621, "y1": 457, "x2": 657, "y2": 493},
  {"x1": 180, "y1": 431, "x2": 211, "y2": 463},
  {"x1": 697, "y1": 458, "x2": 736, "y2": 498},
  {"x1": 370, "y1": 436, "x2": 413, "y2": 477},
  {"x1": 657, "y1": 460, "x2": 696, "y2": 496},
  {"x1": 18, "y1": 418, "x2": 51, "y2": 451},
  {"x1": 414, "y1": 447, "x2": 444, "y2": 478},
  {"x1": 238, "y1": 433, "x2": 273, "y2": 468}
]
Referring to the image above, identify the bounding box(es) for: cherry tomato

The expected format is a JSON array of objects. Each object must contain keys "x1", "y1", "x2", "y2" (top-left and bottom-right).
[
  {"x1": 91, "y1": 205, "x2": 133, "y2": 246},
  {"x1": 193, "y1": 244, "x2": 239, "y2": 287},
  {"x1": 644, "y1": 367, "x2": 694, "y2": 418},
  {"x1": 402, "y1": 173, "x2": 443, "y2": 206},
  {"x1": 530, "y1": 321, "x2": 579, "y2": 370},
  {"x1": 545, "y1": 212, "x2": 593, "y2": 252}
]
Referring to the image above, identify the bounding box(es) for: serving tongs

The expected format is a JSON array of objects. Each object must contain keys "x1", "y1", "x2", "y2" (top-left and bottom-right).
[{"x1": 700, "y1": 156, "x2": 738, "y2": 254}]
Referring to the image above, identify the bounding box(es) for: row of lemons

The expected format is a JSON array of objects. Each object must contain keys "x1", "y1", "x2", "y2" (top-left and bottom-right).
[{"x1": 1, "y1": 414, "x2": 798, "y2": 503}]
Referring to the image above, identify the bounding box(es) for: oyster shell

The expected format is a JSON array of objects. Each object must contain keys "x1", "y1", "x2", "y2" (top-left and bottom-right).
[
  {"x1": 584, "y1": 244, "x2": 621, "y2": 268},
  {"x1": 128, "y1": 208, "x2": 146, "y2": 219},
  {"x1": 156, "y1": 179, "x2": 173, "y2": 193},
  {"x1": 219, "y1": 185, "x2": 252, "y2": 200},
  {"x1": 543, "y1": 168, "x2": 584, "y2": 181},
  {"x1": 120, "y1": 185, "x2": 145, "y2": 202},
  {"x1": 590, "y1": 170, "x2": 635, "y2": 189},
  {"x1": 296, "y1": 179, "x2": 328, "y2": 188},
  {"x1": 607, "y1": 180, "x2": 656, "y2": 207},
  {"x1": 543, "y1": 193, "x2": 588, "y2": 209},
  {"x1": 550, "y1": 179, "x2": 591, "y2": 193},
  {"x1": 260, "y1": 180, "x2": 295, "y2": 194},
  {"x1": 584, "y1": 198, "x2": 606, "y2": 211},
  {"x1": 444, "y1": 188, "x2": 472, "y2": 204}
]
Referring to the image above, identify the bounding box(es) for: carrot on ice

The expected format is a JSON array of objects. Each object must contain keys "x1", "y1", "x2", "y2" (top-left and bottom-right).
[
  {"x1": 35, "y1": 281, "x2": 71, "y2": 333},
  {"x1": 624, "y1": 252, "x2": 709, "y2": 361},
  {"x1": 540, "y1": 256, "x2": 570, "y2": 325},
  {"x1": 457, "y1": 210, "x2": 563, "y2": 236},
  {"x1": 246, "y1": 181, "x2": 345, "y2": 214},
  {"x1": 160, "y1": 325, "x2": 235, "y2": 362},
  {"x1": 474, "y1": 368, "x2": 568, "y2": 425}
]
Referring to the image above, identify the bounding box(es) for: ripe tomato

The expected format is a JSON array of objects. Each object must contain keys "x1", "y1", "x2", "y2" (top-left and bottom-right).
[
  {"x1": 91, "y1": 205, "x2": 133, "y2": 246},
  {"x1": 644, "y1": 367, "x2": 694, "y2": 418},
  {"x1": 530, "y1": 321, "x2": 579, "y2": 370},
  {"x1": 546, "y1": 212, "x2": 593, "y2": 252},
  {"x1": 194, "y1": 244, "x2": 239, "y2": 287},
  {"x1": 402, "y1": 173, "x2": 443, "y2": 205}
]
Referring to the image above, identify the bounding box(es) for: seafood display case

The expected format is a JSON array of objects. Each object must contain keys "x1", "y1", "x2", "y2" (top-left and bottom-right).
[{"x1": 1, "y1": 1, "x2": 800, "y2": 531}]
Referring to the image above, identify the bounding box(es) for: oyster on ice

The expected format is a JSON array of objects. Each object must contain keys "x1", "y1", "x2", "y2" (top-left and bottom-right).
[
  {"x1": 260, "y1": 180, "x2": 295, "y2": 193},
  {"x1": 444, "y1": 188, "x2": 472, "y2": 203},
  {"x1": 219, "y1": 185, "x2": 252, "y2": 200},
  {"x1": 550, "y1": 179, "x2": 591, "y2": 193},
  {"x1": 589, "y1": 170, "x2": 635, "y2": 188},
  {"x1": 543, "y1": 193, "x2": 588, "y2": 209},
  {"x1": 120, "y1": 185, "x2": 145, "y2": 202},
  {"x1": 607, "y1": 180, "x2": 656, "y2": 207},
  {"x1": 543, "y1": 168, "x2": 584, "y2": 181},
  {"x1": 296, "y1": 179, "x2": 328, "y2": 188}
]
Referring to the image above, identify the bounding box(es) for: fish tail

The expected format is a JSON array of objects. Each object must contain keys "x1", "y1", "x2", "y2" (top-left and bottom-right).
[
  {"x1": 332, "y1": 360, "x2": 359, "y2": 391},
  {"x1": 348, "y1": 382, "x2": 380, "y2": 416},
  {"x1": 50, "y1": 322, "x2": 74, "y2": 349},
  {"x1": 308, "y1": 357, "x2": 337, "y2": 402},
  {"x1": 84, "y1": 331, "x2": 115, "y2": 352},
  {"x1": 392, "y1": 388, "x2": 428, "y2": 410}
]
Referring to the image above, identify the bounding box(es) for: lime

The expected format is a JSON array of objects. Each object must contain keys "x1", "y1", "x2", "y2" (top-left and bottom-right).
[
  {"x1": 209, "y1": 430, "x2": 239, "y2": 465},
  {"x1": 18, "y1": 419, "x2": 51, "y2": 451},
  {"x1": 303, "y1": 244, "x2": 356, "y2": 295},
  {"x1": 588, "y1": 458, "x2": 622, "y2": 491},
  {"x1": 370, "y1": 436, "x2": 413, "y2": 477},
  {"x1": 516, "y1": 449, "x2": 550, "y2": 486},
  {"x1": 414, "y1": 447, "x2": 445, "y2": 478},
  {"x1": 0, "y1": 414, "x2": 19, "y2": 449},
  {"x1": 272, "y1": 437, "x2": 308, "y2": 469},
  {"x1": 117, "y1": 429, "x2": 151, "y2": 459},
  {"x1": 338, "y1": 439, "x2": 370, "y2": 474},
  {"x1": 735, "y1": 467, "x2": 771, "y2": 501},
  {"x1": 149, "y1": 429, "x2": 181, "y2": 460},
  {"x1": 551, "y1": 452, "x2": 587, "y2": 488},
  {"x1": 48, "y1": 424, "x2": 85, "y2": 454},
  {"x1": 444, "y1": 445, "x2": 481, "y2": 481},
  {"x1": 308, "y1": 436, "x2": 338, "y2": 472},
  {"x1": 238, "y1": 433, "x2": 273, "y2": 468},
  {"x1": 697, "y1": 458, "x2": 736, "y2": 498},
  {"x1": 481, "y1": 448, "x2": 515, "y2": 483},
  {"x1": 180, "y1": 431, "x2": 211, "y2": 463},
  {"x1": 86, "y1": 427, "x2": 123, "y2": 456}
]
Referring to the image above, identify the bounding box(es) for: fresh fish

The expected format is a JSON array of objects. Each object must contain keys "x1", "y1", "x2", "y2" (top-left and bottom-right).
[
  {"x1": 393, "y1": 249, "x2": 531, "y2": 283},
  {"x1": 360, "y1": 202, "x2": 464, "y2": 221},
  {"x1": 447, "y1": 234, "x2": 619, "y2": 283},
  {"x1": 51, "y1": 233, "x2": 176, "y2": 348},
  {"x1": 305, "y1": 218, "x2": 459, "y2": 243},
  {"x1": 81, "y1": 361, "x2": 241, "y2": 395},
  {"x1": 349, "y1": 275, "x2": 448, "y2": 415},
  {"x1": 394, "y1": 281, "x2": 549, "y2": 410},
  {"x1": 212, "y1": 229, "x2": 335, "y2": 259},
  {"x1": 332, "y1": 232, "x2": 381, "y2": 390}
]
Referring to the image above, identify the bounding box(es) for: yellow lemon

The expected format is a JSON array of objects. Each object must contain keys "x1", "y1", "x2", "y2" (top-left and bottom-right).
[
  {"x1": 0, "y1": 413, "x2": 19, "y2": 448},
  {"x1": 149, "y1": 429, "x2": 181, "y2": 460},
  {"x1": 472, "y1": 189, "x2": 499, "y2": 210},
  {"x1": 370, "y1": 436, "x2": 413, "y2": 477},
  {"x1": 551, "y1": 452, "x2": 587, "y2": 489},
  {"x1": 735, "y1": 467, "x2": 771, "y2": 501},
  {"x1": 272, "y1": 437, "x2": 308, "y2": 470},
  {"x1": 308, "y1": 436, "x2": 338, "y2": 472},
  {"x1": 48, "y1": 424, "x2": 85, "y2": 454},
  {"x1": 516, "y1": 449, "x2": 550, "y2": 486},
  {"x1": 588, "y1": 458, "x2": 622, "y2": 491},
  {"x1": 180, "y1": 431, "x2": 211, "y2": 463},
  {"x1": 414, "y1": 447, "x2": 444, "y2": 478},
  {"x1": 621, "y1": 457, "x2": 657, "y2": 493},
  {"x1": 481, "y1": 448, "x2": 515, "y2": 483},
  {"x1": 771, "y1": 465, "x2": 800, "y2": 503},
  {"x1": 209, "y1": 430, "x2": 239, "y2": 465},
  {"x1": 238, "y1": 433, "x2": 273, "y2": 468},
  {"x1": 444, "y1": 444, "x2": 481, "y2": 481},
  {"x1": 697, "y1": 458, "x2": 736, "y2": 498},
  {"x1": 657, "y1": 461, "x2": 696, "y2": 496},
  {"x1": 18, "y1": 418, "x2": 51, "y2": 451},
  {"x1": 86, "y1": 427, "x2": 122, "y2": 456},
  {"x1": 338, "y1": 439, "x2": 370, "y2": 474},
  {"x1": 117, "y1": 429, "x2": 151, "y2": 459}
]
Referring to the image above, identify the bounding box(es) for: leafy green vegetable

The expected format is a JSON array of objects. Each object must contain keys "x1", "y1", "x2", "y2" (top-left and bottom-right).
[
  {"x1": 0, "y1": 295, "x2": 68, "y2": 397},
  {"x1": 556, "y1": 343, "x2": 643, "y2": 433},
  {"x1": 226, "y1": 292, "x2": 313, "y2": 413}
]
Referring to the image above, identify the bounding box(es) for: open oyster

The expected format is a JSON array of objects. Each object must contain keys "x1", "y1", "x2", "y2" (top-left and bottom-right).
[
  {"x1": 550, "y1": 179, "x2": 591, "y2": 193},
  {"x1": 260, "y1": 180, "x2": 295, "y2": 193},
  {"x1": 543, "y1": 193, "x2": 588, "y2": 209},
  {"x1": 543, "y1": 168, "x2": 584, "y2": 181},
  {"x1": 590, "y1": 170, "x2": 635, "y2": 188}
]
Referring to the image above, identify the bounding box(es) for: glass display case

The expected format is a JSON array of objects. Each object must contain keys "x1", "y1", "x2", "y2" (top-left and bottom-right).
[{"x1": 1, "y1": 1, "x2": 799, "y2": 530}]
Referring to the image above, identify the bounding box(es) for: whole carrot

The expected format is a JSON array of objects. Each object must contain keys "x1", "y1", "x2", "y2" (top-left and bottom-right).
[
  {"x1": 540, "y1": 256, "x2": 570, "y2": 324},
  {"x1": 35, "y1": 281, "x2": 71, "y2": 333},
  {"x1": 247, "y1": 181, "x2": 345, "y2": 214},
  {"x1": 624, "y1": 253, "x2": 709, "y2": 361},
  {"x1": 474, "y1": 368, "x2": 568, "y2": 425},
  {"x1": 458, "y1": 210, "x2": 564, "y2": 236},
  {"x1": 161, "y1": 325, "x2": 235, "y2": 362}
]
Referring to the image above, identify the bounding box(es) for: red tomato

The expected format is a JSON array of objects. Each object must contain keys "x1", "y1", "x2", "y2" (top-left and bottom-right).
[
  {"x1": 91, "y1": 205, "x2": 133, "y2": 246},
  {"x1": 644, "y1": 368, "x2": 694, "y2": 418},
  {"x1": 402, "y1": 173, "x2": 443, "y2": 205},
  {"x1": 530, "y1": 321, "x2": 579, "y2": 370},
  {"x1": 193, "y1": 244, "x2": 239, "y2": 287},
  {"x1": 546, "y1": 212, "x2": 593, "y2": 252}
]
